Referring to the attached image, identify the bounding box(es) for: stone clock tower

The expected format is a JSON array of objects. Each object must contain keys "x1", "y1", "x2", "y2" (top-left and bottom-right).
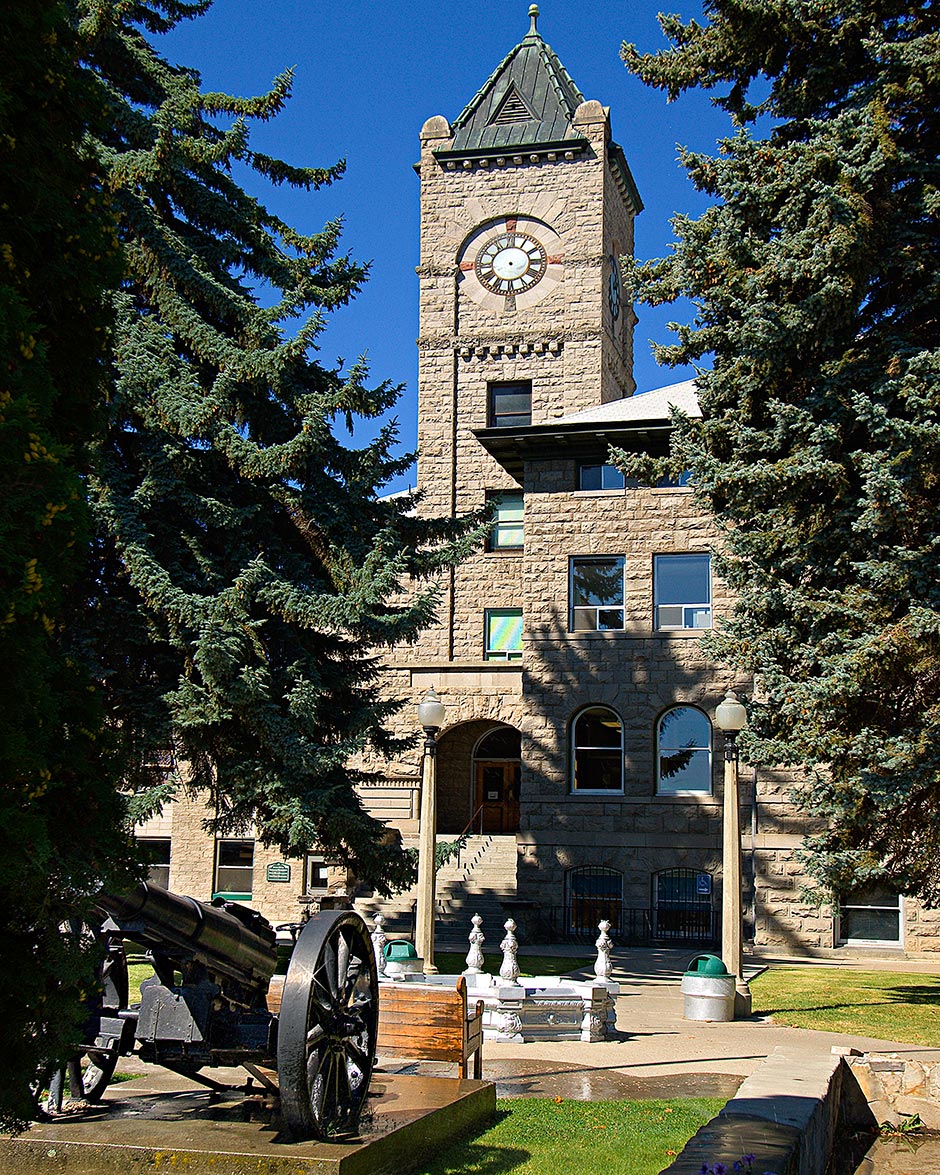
[
  {"x1": 346, "y1": 7, "x2": 859, "y2": 961},
  {"x1": 413, "y1": 5, "x2": 642, "y2": 661}
]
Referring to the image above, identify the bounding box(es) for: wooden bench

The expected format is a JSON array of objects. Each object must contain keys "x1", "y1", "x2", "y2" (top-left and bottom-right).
[
  {"x1": 266, "y1": 973, "x2": 484, "y2": 1078},
  {"x1": 376, "y1": 976, "x2": 484, "y2": 1079},
  {"x1": 266, "y1": 974, "x2": 285, "y2": 1015}
]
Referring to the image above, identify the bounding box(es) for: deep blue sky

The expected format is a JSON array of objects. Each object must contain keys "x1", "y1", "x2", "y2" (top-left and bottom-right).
[{"x1": 160, "y1": 1, "x2": 731, "y2": 491}]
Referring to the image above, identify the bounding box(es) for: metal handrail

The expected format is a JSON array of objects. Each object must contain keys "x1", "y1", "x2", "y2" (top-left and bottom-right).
[
  {"x1": 458, "y1": 804, "x2": 487, "y2": 839},
  {"x1": 451, "y1": 805, "x2": 488, "y2": 869}
]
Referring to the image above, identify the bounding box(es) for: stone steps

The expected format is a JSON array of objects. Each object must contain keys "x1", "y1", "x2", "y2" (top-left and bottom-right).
[{"x1": 355, "y1": 833, "x2": 518, "y2": 943}]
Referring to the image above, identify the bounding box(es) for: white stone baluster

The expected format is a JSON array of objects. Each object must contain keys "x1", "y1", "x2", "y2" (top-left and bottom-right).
[
  {"x1": 464, "y1": 913, "x2": 485, "y2": 974},
  {"x1": 594, "y1": 919, "x2": 613, "y2": 980},
  {"x1": 372, "y1": 913, "x2": 388, "y2": 978},
  {"x1": 499, "y1": 918, "x2": 520, "y2": 983}
]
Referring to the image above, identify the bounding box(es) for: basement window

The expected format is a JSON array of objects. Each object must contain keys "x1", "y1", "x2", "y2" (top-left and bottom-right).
[{"x1": 838, "y1": 885, "x2": 902, "y2": 946}]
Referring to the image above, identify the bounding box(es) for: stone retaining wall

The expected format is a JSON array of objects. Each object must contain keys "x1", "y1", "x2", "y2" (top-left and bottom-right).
[
  {"x1": 844, "y1": 1052, "x2": 940, "y2": 1131},
  {"x1": 659, "y1": 1048, "x2": 875, "y2": 1175}
]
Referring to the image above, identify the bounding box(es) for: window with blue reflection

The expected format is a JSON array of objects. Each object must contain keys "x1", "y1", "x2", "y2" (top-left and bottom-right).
[
  {"x1": 654, "y1": 554, "x2": 712, "y2": 629},
  {"x1": 570, "y1": 557, "x2": 625, "y2": 631},
  {"x1": 656, "y1": 706, "x2": 712, "y2": 794}
]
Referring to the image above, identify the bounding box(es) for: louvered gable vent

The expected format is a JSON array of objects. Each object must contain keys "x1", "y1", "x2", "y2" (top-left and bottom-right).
[{"x1": 489, "y1": 86, "x2": 535, "y2": 126}]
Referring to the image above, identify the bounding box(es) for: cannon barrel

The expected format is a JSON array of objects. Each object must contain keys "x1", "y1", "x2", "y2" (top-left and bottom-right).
[{"x1": 97, "y1": 882, "x2": 277, "y2": 989}]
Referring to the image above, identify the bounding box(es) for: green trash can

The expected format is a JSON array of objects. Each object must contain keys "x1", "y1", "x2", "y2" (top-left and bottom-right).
[
  {"x1": 680, "y1": 953, "x2": 735, "y2": 1021},
  {"x1": 383, "y1": 939, "x2": 423, "y2": 977}
]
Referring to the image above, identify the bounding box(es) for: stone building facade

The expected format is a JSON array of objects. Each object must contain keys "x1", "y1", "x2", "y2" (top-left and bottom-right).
[{"x1": 136, "y1": 10, "x2": 933, "y2": 955}]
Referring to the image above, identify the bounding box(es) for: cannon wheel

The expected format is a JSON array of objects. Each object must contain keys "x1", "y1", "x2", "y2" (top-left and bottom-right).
[
  {"x1": 44, "y1": 928, "x2": 129, "y2": 1112},
  {"x1": 276, "y1": 909, "x2": 378, "y2": 1139}
]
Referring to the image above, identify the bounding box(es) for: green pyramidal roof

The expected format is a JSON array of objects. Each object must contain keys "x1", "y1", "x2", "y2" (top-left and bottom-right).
[{"x1": 441, "y1": 6, "x2": 587, "y2": 157}]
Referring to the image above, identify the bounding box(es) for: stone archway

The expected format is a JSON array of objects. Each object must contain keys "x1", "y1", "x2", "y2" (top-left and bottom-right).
[
  {"x1": 472, "y1": 726, "x2": 521, "y2": 835},
  {"x1": 435, "y1": 720, "x2": 521, "y2": 835}
]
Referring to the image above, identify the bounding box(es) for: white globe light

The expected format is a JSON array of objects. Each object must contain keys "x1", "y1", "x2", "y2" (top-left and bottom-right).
[
  {"x1": 418, "y1": 686, "x2": 446, "y2": 732},
  {"x1": 715, "y1": 690, "x2": 747, "y2": 733}
]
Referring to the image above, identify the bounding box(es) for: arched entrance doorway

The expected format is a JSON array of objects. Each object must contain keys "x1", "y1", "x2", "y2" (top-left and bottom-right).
[{"x1": 472, "y1": 726, "x2": 521, "y2": 834}]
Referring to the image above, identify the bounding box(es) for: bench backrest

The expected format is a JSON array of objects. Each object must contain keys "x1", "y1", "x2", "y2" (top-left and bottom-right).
[{"x1": 377, "y1": 976, "x2": 470, "y2": 1061}]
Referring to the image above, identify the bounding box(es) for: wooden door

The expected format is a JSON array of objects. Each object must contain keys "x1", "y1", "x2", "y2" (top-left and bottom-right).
[{"x1": 474, "y1": 761, "x2": 520, "y2": 834}]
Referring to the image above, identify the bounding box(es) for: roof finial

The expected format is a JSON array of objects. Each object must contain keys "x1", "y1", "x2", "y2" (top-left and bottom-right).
[{"x1": 528, "y1": 4, "x2": 539, "y2": 35}]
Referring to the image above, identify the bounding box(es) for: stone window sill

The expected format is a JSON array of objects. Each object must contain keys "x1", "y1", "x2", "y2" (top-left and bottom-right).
[{"x1": 562, "y1": 629, "x2": 710, "y2": 640}]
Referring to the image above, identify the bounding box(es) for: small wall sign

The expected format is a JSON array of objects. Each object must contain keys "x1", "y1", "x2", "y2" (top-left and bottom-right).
[
  {"x1": 266, "y1": 861, "x2": 291, "y2": 883},
  {"x1": 696, "y1": 872, "x2": 712, "y2": 896}
]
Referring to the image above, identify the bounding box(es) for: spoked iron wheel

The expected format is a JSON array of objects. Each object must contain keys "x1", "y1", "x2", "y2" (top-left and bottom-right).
[
  {"x1": 45, "y1": 927, "x2": 129, "y2": 1112},
  {"x1": 276, "y1": 909, "x2": 378, "y2": 1139},
  {"x1": 44, "y1": 1046, "x2": 119, "y2": 1112}
]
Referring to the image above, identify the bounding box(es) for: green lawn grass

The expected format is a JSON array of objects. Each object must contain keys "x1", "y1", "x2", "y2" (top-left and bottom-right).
[
  {"x1": 127, "y1": 962, "x2": 152, "y2": 1005},
  {"x1": 750, "y1": 967, "x2": 940, "y2": 1046},
  {"x1": 434, "y1": 952, "x2": 590, "y2": 978},
  {"x1": 412, "y1": 1097, "x2": 724, "y2": 1175}
]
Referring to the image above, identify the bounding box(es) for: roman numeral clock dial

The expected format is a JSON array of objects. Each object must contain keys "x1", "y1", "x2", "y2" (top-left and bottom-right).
[{"x1": 475, "y1": 230, "x2": 548, "y2": 310}]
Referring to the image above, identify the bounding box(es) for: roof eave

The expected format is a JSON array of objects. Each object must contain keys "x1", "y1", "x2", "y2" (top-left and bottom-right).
[
  {"x1": 473, "y1": 418, "x2": 676, "y2": 480},
  {"x1": 609, "y1": 141, "x2": 644, "y2": 215},
  {"x1": 433, "y1": 136, "x2": 589, "y2": 164}
]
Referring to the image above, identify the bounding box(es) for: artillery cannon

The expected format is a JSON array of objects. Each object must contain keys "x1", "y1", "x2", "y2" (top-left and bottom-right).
[{"x1": 47, "y1": 882, "x2": 379, "y2": 1139}]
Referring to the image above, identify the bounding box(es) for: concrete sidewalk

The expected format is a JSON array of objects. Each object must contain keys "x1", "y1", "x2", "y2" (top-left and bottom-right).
[
  {"x1": 110, "y1": 947, "x2": 940, "y2": 1101},
  {"x1": 387, "y1": 946, "x2": 940, "y2": 1099}
]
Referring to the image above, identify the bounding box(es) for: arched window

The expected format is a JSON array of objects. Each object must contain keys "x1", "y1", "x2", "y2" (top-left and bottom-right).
[
  {"x1": 567, "y1": 866, "x2": 623, "y2": 934},
  {"x1": 656, "y1": 706, "x2": 712, "y2": 794},
  {"x1": 474, "y1": 726, "x2": 521, "y2": 761},
  {"x1": 571, "y1": 706, "x2": 623, "y2": 792}
]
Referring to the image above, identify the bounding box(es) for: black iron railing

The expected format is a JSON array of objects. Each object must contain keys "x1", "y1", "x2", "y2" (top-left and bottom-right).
[
  {"x1": 651, "y1": 905, "x2": 720, "y2": 943},
  {"x1": 539, "y1": 903, "x2": 719, "y2": 946}
]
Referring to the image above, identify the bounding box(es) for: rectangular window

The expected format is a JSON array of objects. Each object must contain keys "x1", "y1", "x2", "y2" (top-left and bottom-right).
[
  {"x1": 657, "y1": 470, "x2": 693, "y2": 488},
  {"x1": 305, "y1": 853, "x2": 329, "y2": 893},
  {"x1": 488, "y1": 491, "x2": 524, "y2": 550},
  {"x1": 485, "y1": 608, "x2": 523, "y2": 661},
  {"x1": 654, "y1": 554, "x2": 712, "y2": 629},
  {"x1": 577, "y1": 463, "x2": 693, "y2": 491},
  {"x1": 138, "y1": 838, "x2": 171, "y2": 890},
  {"x1": 570, "y1": 557, "x2": 625, "y2": 631},
  {"x1": 214, "y1": 839, "x2": 254, "y2": 899},
  {"x1": 578, "y1": 462, "x2": 626, "y2": 491},
  {"x1": 488, "y1": 381, "x2": 531, "y2": 428},
  {"x1": 839, "y1": 885, "x2": 902, "y2": 945}
]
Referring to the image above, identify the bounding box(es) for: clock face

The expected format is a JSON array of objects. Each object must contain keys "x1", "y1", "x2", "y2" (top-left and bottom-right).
[
  {"x1": 458, "y1": 215, "x2": 562, "y2": 313},
  {"x1": 608, "y1": 255, "x2": 622, "y2": 321},
  {"x1": 476, "y1": 231, "x2": 548, "y2": 296}
]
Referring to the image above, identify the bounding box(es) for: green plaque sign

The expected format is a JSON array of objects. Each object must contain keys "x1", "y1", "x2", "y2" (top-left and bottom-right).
[{"x1": 266, "y1": 861, "x2": 291, "y2": 883}]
